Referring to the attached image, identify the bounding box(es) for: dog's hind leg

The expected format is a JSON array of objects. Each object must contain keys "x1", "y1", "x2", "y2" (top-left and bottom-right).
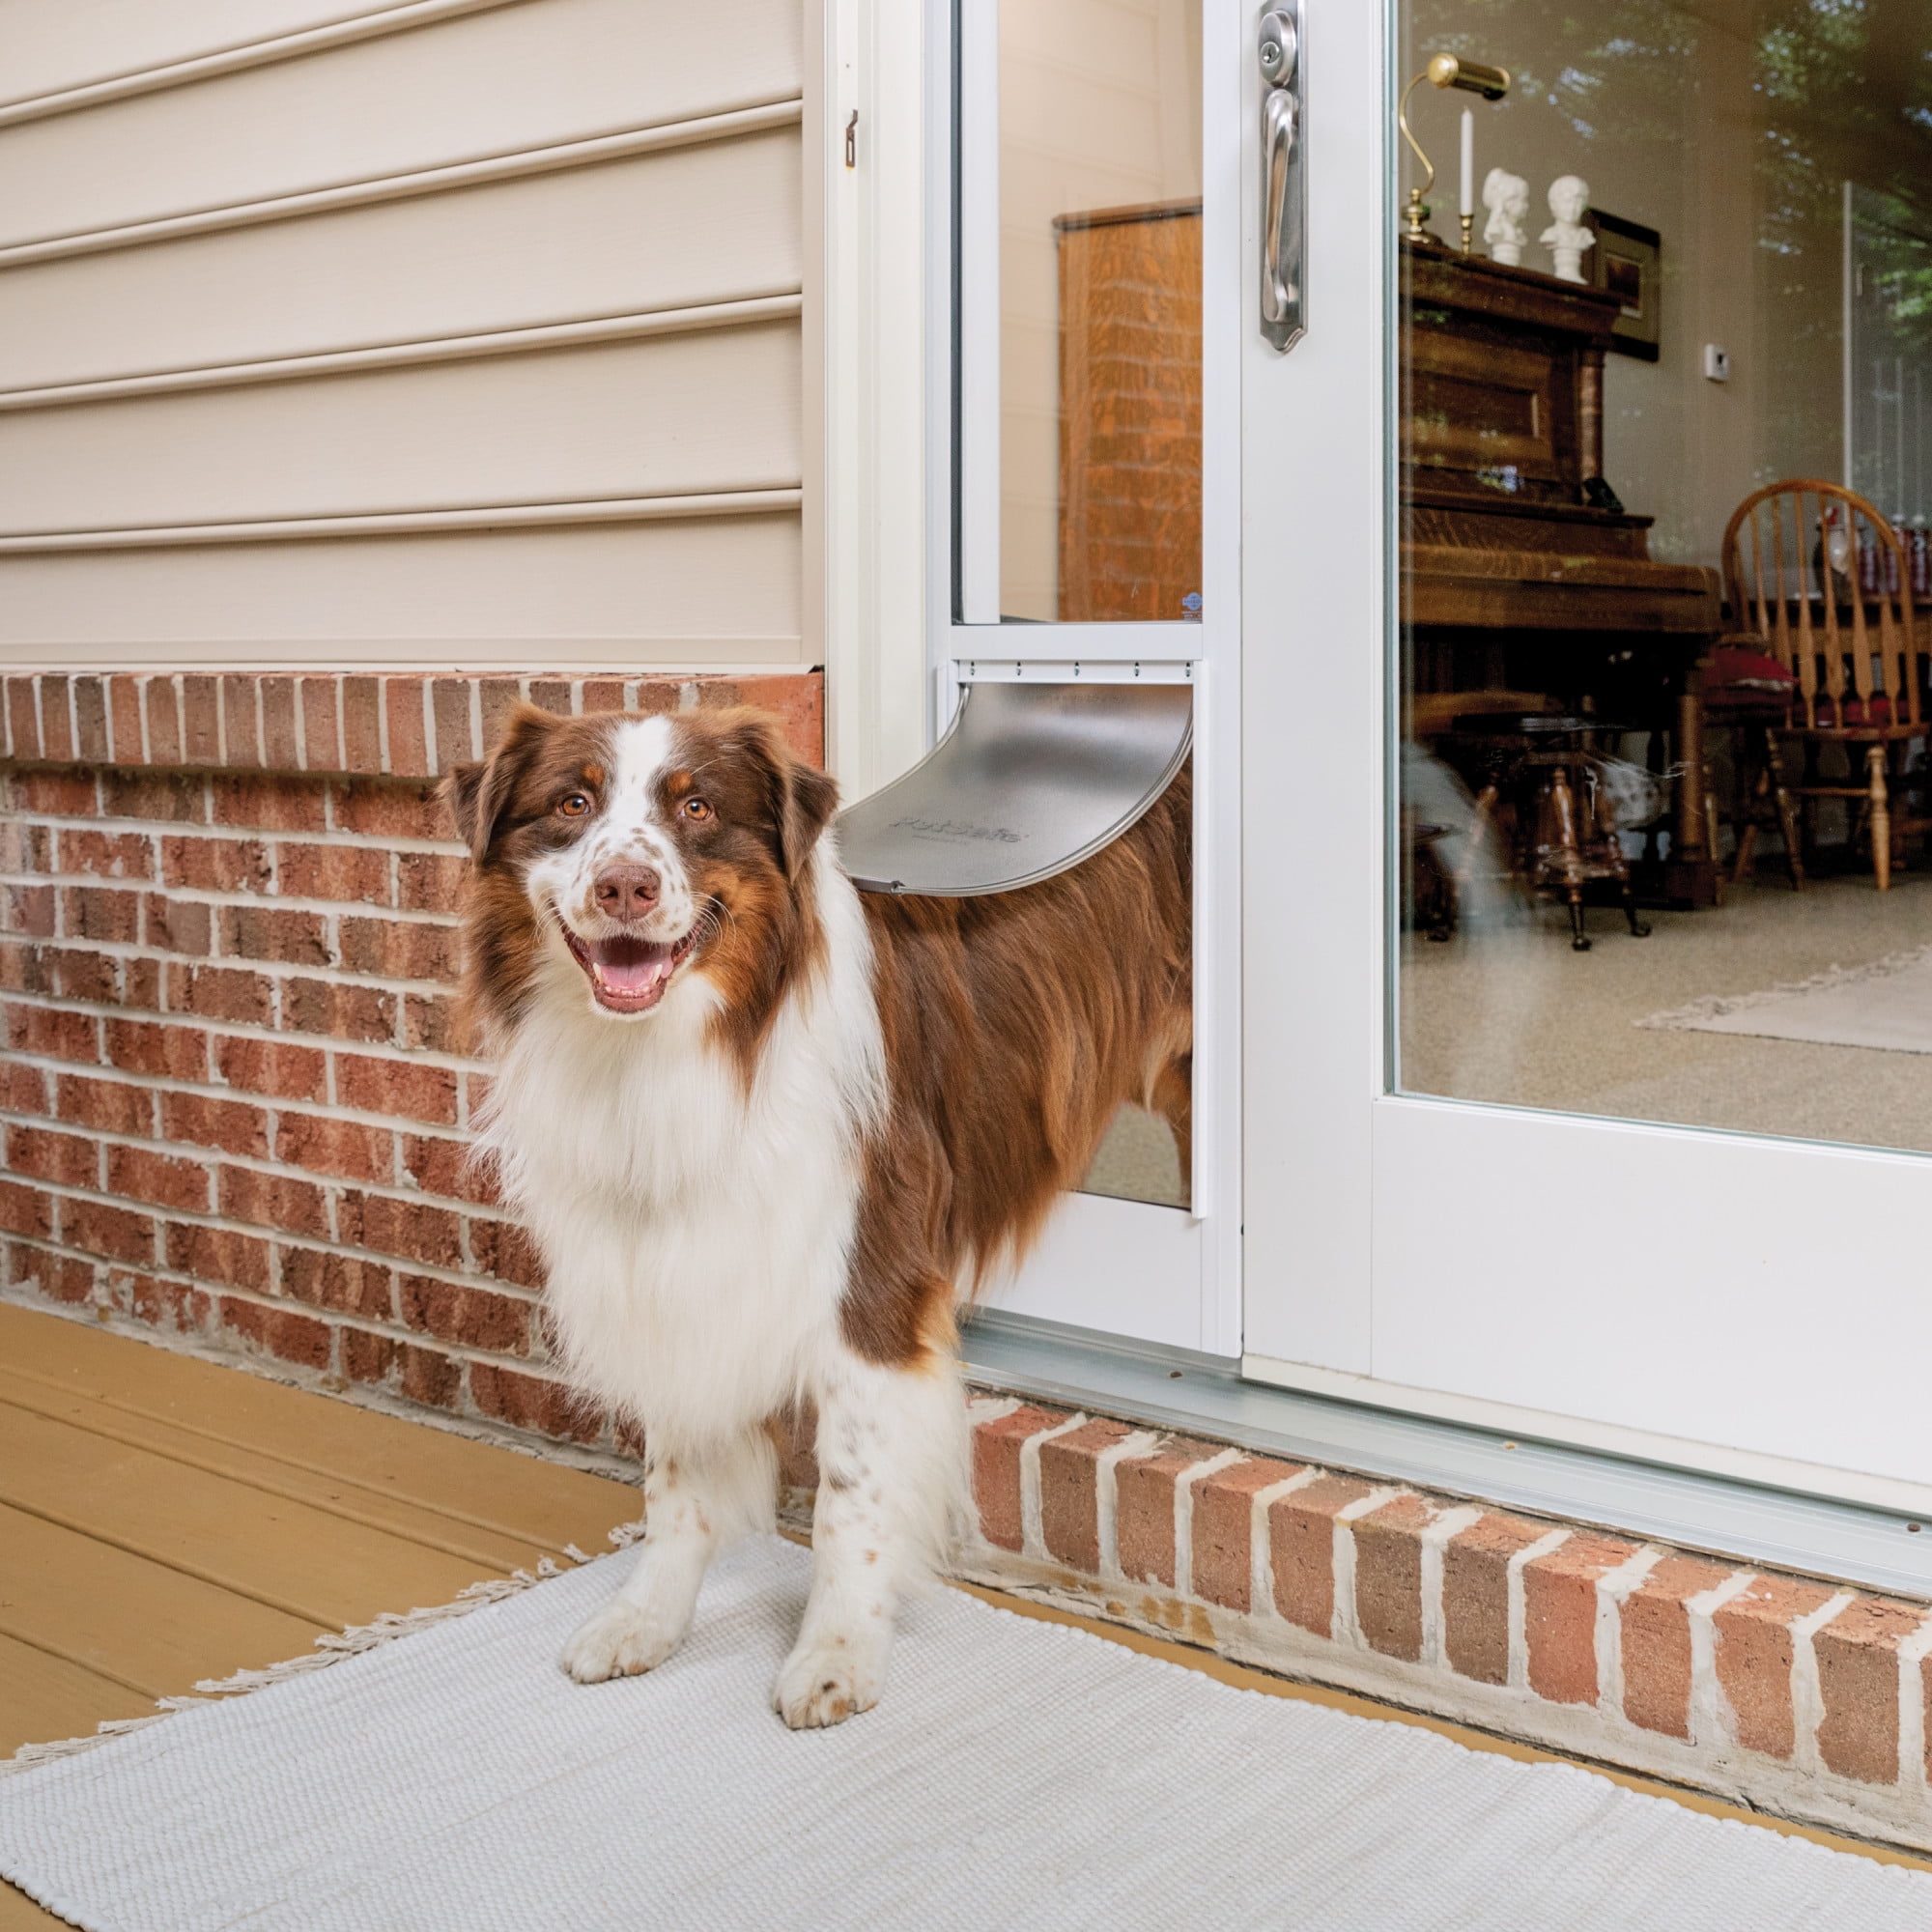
[
  {"x1": 774, "y1": 1346, "x2": 968, "y2": 1729},
  {"x1": 560, "y1": 1429, "x2": 776, "y2": 1683}
]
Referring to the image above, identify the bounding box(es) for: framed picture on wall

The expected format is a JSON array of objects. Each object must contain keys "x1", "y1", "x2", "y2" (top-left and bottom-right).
[{"x1": 1585, "y1": 211, "x2": 1662, "y2": 361}]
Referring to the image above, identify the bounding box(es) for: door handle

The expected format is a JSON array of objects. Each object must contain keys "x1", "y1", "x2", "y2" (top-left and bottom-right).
[{"x1": 1259, "y1": 3, "x2": 1304, "y2": 352}]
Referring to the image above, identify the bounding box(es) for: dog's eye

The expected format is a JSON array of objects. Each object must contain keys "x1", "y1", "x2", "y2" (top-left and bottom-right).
[
  {"x1": 682, "y1": 796, "x2": 713, "y2": 822},
  {"x1": 556, "y1": 792, "x2": 592, "y2": 819}
]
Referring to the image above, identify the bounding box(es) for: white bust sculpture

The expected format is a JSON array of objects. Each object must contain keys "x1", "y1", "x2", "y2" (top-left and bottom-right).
[
  {"x1": 1482, "y1": 168, "x2": 1529, "y2": 266},
  {"x1": 1540, "y1": 175, "x2": 1595, "y2": 282}
]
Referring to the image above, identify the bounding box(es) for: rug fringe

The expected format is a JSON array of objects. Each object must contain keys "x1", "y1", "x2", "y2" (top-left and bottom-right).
[
  {"x1": 2, "y1": 1522, "x2": 645, "y2": 1776},
  {"x1": 1635, "y1": 941, "x2": 1932, "y2": 1031}
]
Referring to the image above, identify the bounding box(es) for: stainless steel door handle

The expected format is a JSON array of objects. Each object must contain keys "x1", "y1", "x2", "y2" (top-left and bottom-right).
[{"x1": 1259, "y1": 3, "x2": 1304, "y2": 352}]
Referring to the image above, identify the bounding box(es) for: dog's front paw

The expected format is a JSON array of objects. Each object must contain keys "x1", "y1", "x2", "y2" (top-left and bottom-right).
[
  {"x1": 772, "y1": 1634, "x2": 885, "y2": 1729},
  {"x1": 559, "y1": 1596, "x2": 689, "y2": 1684}
]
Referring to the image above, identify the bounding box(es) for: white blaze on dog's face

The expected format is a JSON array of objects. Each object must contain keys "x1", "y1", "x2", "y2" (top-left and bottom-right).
[{"x1": 446, "y1": 704, "x2": 840, "y2": 1027}]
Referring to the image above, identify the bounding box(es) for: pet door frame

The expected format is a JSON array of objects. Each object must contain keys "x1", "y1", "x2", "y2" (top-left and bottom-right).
[{"x1": 924, "y1": 0, "x2": 1243, "y2": 1356}]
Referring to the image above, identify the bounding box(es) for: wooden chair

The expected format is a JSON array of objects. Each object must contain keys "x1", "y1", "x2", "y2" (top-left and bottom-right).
[{"x1": 1719, "y1": 480, "x2": 1929, "y2": 891}]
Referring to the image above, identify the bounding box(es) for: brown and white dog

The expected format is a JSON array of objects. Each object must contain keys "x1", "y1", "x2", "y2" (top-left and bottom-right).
[{"x1": 445, "y1": 703, "x2": 1189, "y2": 1726}]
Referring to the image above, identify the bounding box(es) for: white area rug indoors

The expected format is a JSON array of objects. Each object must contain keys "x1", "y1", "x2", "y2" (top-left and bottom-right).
[
  {"x1": 1639, "y1": 942, "x2": 1932, "y2": 1054},
  {"x1": 3, "y1": 1536, "x2": 1927, "y2": 1931}
]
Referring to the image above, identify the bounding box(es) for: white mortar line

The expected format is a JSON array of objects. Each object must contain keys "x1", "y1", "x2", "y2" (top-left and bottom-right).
[
  {"x1": 136, "y1": 677, "x2": 154, "y2": 766},
  {"x1": 0, "y1": 867, "x2": 461, "y2": 923},
  {"x1": 1687, "y1": 1569, "x2": 1757, "y2": 1751},
  {"x1": 375, "y1": 680, "x2": 391, "y2": 774},
  {"x1": 1096, "y1": 1429, "x2": 1162, "y2": 1581},
  {"x1": 1417, "y1": 1504, "x2": 1485, "y2": 1670},
  {"x1": 1791, "y1": 1589, "x2": 1857, "y2": 1777},
  {"x1": 964, "y1": 1394, "x2": 1020, "y2": 1426},
  {"x1": 1897, "y1": 1608, "x2": 1932, "y2": 1795},
  {"x1": 1594, "y1": 1546, "x2": 1666, "y2": 1723},
  {"x1": 8, "y1": 1006, "x2": 483, "y2": 1071},
  {"x1": 1329, "y1": 1486, "x2": 1401, "y2": 1648},
  {"x1": 1249, "y1": 1466, "x2": 1321, "y2": 1621},
  {"x1": 420, "y1": 682, "x2": 439, "y2": 779},
  {"x1": 1506, "y1": 1527, "x2": 1574, "y2": 1691},
  {"x1": 1019, "y1": 1413, "x2": 1089, "y2": 1560},
  {"x1": 1173, "y1": 1447, "x2": 1242, "y2": 1600}
]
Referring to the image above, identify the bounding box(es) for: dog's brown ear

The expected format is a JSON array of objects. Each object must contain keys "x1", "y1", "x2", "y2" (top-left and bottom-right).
[
  {"x1": 440, "y1": 703, "x2": 554, "y2": 863},
  {"x1": 716, "y1": 707, "x2": 839, "y2": 881}
]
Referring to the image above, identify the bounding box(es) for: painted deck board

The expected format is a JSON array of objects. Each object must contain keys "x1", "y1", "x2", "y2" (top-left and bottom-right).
[{"x1": 0, "y1": 1306, "x2": 639, "y2": 1927}]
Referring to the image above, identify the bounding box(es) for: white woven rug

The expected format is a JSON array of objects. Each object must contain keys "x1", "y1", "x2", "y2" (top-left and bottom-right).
[
  {"x1": 1639, "y1": 943, "x2": 1932, "y2": 1054},
  {"x1": 4, "y1": 1536, "x2": 1927, "y2": 1931}
]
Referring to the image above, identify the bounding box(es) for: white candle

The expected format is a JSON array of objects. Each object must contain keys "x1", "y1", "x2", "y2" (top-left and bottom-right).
[{"x1": 1459, "y1": 107, "x2": 1474, "y2": 217}]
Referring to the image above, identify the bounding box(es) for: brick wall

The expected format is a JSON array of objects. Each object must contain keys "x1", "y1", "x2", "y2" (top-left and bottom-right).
[{"x1": 0, "y1": 668, "x2": 822, "y2": 1452}]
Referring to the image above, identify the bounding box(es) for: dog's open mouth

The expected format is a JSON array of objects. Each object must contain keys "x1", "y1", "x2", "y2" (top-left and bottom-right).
[{"x1": 559, "y1": 924, "x2": 696, "y2": 1014}]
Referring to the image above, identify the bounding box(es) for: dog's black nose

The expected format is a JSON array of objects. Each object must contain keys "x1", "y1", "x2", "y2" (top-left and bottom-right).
[{"x1": 593, "y1": 864, "x2": 661, "y2": 921}]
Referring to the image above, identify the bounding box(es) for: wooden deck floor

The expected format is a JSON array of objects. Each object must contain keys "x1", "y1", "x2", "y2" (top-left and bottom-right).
[{"x1": 0, "y1": 1303, "x2": 639, "y2": 1928}]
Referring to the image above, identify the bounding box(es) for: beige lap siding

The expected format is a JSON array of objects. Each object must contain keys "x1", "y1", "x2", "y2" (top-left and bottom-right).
[{"x1": 0, "y1": 668, "x2": 822, "y2": 1450}]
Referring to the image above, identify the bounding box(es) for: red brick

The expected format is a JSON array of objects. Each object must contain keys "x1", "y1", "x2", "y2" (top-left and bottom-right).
[
  {"x1": 299, "y1": 675, "x2": 342, "y2": 772},
  {"x1": 342, "y1": 678, "x2": 382, "y2": 772},
  {"x1": 478, "y1": 677, "x2": 524, "y2": 748},
  {"x1": 1037, "y1": 1418, "x2": 1137, "y2": 1573},
  {"x1": 60, "y1": 885, "x2": 141, "y2": 945},
  {"x1": 1268, "y1": 1474, "x2": 1374, "y2": 1635},
  {"x1": 9, "y1": 768, "x2": 96, "y2": 816},
  {"x1": 971, "y1": 1404, "x2": 1063, "y2": 1552},
  {"x1": 262, "y1": 677, "x2": 300, "y2": 771},
  {"x1": 161, "y1": 1091, "x2": 269, "y2": 1158},
  {"x1": 1189, "y1": 1458, "x2": 1304, "y2": 1612},
  {"x1": 219, "y1": 1295, "x2": 331, "y2": 1370},
  {"x1": 1, "y1": 886, "x2": 55, "y2": 939},
  {"x1": 1352, "y1": 1494, "x2": 1437, "y2": 1661},
  {"x1": 144, "y1": 676, "x2": 182, "y2": 765},
  {"x1": 1713, "y1": 1574, "x2": 1840, "y2": 1759},
  {"x1": 1522, "y1": 1535, "x2": 1640, "y2": 1707},
  {"x1": 102, "y1": 768, "x2": 202, "y2": 823},
  {"x1": 432, "y1": 678, "x2": 474, "y2": 773},
  {"x1": 6, "y1": 678, "x2": 41, "y2": 760},
  {"x1": 209, "y1": 773, "x2": 327, "y2": 833},
  {"x1": 17, "y1": 1244, "x2": 96, "y2": 1303},
  {"x1": 330, "y1": 780, "x2": 445, "y2": 840},
  {"x1": 396, "y1": 851, "x2": 467, "y2": 913},
  {"x1": 337, "y1": 917, "x2": 458, "y2": 983},
  {"x1": 53, "y1": 1072, "x2": 151, "y2": 1136},
  {"x1": 0, "y1": 818, "x2": 51, "y2": 873},
  {"x1": 1443, "y1": 1516, "x2": 1550, "y2": 1687},
  {"x1": 274, "y1": 1112, "x2": 394, "y2": 1183},
  {"x1": 402, "y1": 1133, "x2": 497, "y2": 1205},
  {"x1": 281, "y1": 977, "x2": 395, "y2": 1042},
  {"x1": 7, "y1": 1001, "x2": 99, "y2": 1064},
  {"x1": 401, "y1": 1342, "x2": 462, "y2": 1408},
  {"x1": 216, "y1": 1165, "x2": 328, "y2": 1238},
  {"x1": 105, "y1": 1015, "x2": 208, "y2": 1080},
  {"x1": 467, "y1": 1215, "x2": 543, "y2": 1289},
  {"x1": 277, "y1": 842, "x2": 391, "y2": 906},
  {"x1": 724, "y1": 674, "x2": 826, "y2": 766},
  {"x1": 213, "y1": 1034, "x2": 327, "y2": 1103},
  {"x1": 61, "y1": 1198, "x2": 156, "y2": 1266},
  {"x1": 343, "y1": 1326, "x2": 398, "y2": 1385},
  {"x1": 158, "y1": 835, "x2": 270, "y2": 892},
  {"x1": 7, "y1": 1122, "x2": 99, "y2": 1188},
  {"x1": 468, "y1": 1361, "x2": 599, "y2": 1442},
  {"x1": 385, "y1": 678, "x2": 431, "y2": 779},
  {"x1": 581, "y1": 677, "x2": 625, "y2": 714},
  {"x1": 0, "y1": 940, "x2": 50, "y2": 994},
  {"x1": 142, "y1": 895, "x2": 213, "y2": 956},
  {"x1": 48, "y1": 946, "x2": 120, "y2": 1005},
  {"x1": 123, "y1": 955, "x2": 162, "y2": 1011},
  {"x1": 1621, "y1": 1555, "x2": 1734, "y2": 1739},
  {"x1": 1815, "y1": 1597, "x2": 1926, "y2": 1784},
  {"x1": 71, "y1": 676, "x2": 109, "y2": 761},
  {"x1": 1115, "y1": 1437, "x2": 1224, "y2": 1589},
  {"x1": 401, "y1": 993, "x2": 457, "y2": 1053},
  {"x1": 216, "y1": 904, "x2": 329, "y2": 967},
  {"x1": 221, "y1": 676, "x2": 263, "y2": 768},
  {"x1": 181, "y1": 674, "x2": 221, "y2": 765},
  {"x1": 38, "y1": 676, "x2": 74, "y2": 761},
  {"x1": 400, "y1": 1274, "x2": 529, "y2": 1355},
  {"x1": 280, "y1": 1245, "x2": 393, "y2": 1318},
  {"x1": 107, "y1": 1145, "x2": 212, "y2": 1212},
  {"x1": 335, "y1": 1053, "x2": 458, "y2": 1126},
  {"x1": 128, "y1": 1272, "x2": 210, "y2": 1333},
  {"x1": 0, "y1": 1179, "x2": 53, "y2": 1240},
  {"x1": 0, "y1": 1058, "x2": 48, "y2": 1114},
  {"x1": 527, "y1": 679, "x2": 572, "y2": 717},
  {"x1": 167, "y1": 1223, "x2": 270, "y2": 1289},
  {"x1": 56, "y1": 829, "x2": 153, "y2": 880},
  {"x1": 336, "y1": 1191, "x2": 462, "y2": 1269},
  {"x1": 163, "y1": 963, "x2": 273, "y2": 1026}
]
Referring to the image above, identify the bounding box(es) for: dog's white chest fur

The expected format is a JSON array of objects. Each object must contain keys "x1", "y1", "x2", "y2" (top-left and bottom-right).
[{"x1": 481, "y1": 850, "x2": 883, "y2": 1454}]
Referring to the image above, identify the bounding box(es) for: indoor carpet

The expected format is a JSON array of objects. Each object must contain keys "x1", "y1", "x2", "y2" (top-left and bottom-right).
[
  {"x1": 2, "y1": 1536, "x2": 1927, "y2": 1931},
  {"x1": 1639, "y1": 942, "x2": 1932, "y2": 1054}
]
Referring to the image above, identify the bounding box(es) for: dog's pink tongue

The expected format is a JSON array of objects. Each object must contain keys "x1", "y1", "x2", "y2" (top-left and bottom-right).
[{"x1": 591, "y1": 937, "x2": 670, "y2": 995}]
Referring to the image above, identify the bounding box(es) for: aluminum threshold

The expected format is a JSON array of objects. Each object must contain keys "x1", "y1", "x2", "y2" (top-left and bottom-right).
[{"x1": 961, "y1": 1309, "x2": 1932, "y2": 1601}]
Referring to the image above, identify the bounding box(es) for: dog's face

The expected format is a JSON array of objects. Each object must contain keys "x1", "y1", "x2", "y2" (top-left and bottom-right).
[{"x1": 444, "y1": 705, "x2": 838, "y2": 1026}]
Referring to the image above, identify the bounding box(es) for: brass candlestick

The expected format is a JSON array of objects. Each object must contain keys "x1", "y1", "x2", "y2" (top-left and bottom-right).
[{"x1": 1398, "y1": 53, "x2": 1512, "y2": 245}]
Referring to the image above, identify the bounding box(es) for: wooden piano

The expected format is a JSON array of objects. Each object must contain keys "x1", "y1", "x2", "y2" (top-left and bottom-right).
[{"x1": 1403, "y1": 239, "x2": 1722, "y2": 902}]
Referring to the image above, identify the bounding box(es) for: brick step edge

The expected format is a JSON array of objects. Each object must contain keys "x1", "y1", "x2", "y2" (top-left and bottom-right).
[
  {"x1": 960, "y1": 1395, "x2": 1932, "y2": 1854},
  {"x1": 3, "y1": 671, "x2": 824, "y2": 779}
]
